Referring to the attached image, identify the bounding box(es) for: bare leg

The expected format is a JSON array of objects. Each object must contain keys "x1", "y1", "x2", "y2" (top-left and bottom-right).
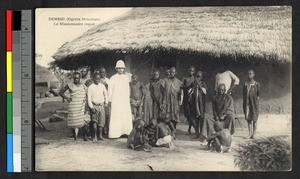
[
  {"x1": 137, "y1": 105, "x2": 143, "y2": 119},
  {"x1": 187, "y1": 117, "x2": 192, "y2": 135},
  {"x1": 213, "y1": 138, "x2": 221, "y2": 152},
  {"x1": 133, "y1": 107, "x2": 137, "y2": 122},
  {"x1": 92, "y1": 122, "x2": 97, "y2": 141},
  {"x1": 247, "y1": 121, "x2": 253, "y2": 139},
  {"x1": 206, "y1": 138, "x2": 214, "y2": 149},
  {"x1": 252, "y1": 121, "x2": 257, "y2": 139},
  {"x1": 69, "y1": 128, "x2": 75, "y2": 138},
  {"x1": 192, "y1": 118, "x2": 200, "y2": 139},
  {"x1": 89, "y1": 122, "x2": 94, "y2": 140},
  {"x1": 74, "y1": 128, "x2": 79, "y2": 141},
  {"x1": 172, "y1": 120, "x2": 177, "y2": 129},
  {"x1": 97, "y1": 126, "x2": 104, "y2": 140},
  {"x1": 82, "y1": 125, "x2": 88, "y2": 141}
]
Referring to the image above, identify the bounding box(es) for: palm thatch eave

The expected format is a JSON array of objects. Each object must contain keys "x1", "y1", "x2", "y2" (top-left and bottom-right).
[{"x1": 52, "y1": 6, "x2": 292, "y2": 69}]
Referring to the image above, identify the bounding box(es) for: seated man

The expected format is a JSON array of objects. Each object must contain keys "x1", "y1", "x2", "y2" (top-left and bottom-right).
[
  {"x1": 127, "y1": 119, "x2": 152, "y2": 152},
  {"x1": 212, "y1": 84, "x2": 235, "y2": 136},
  {"x1": 206, "y1": 121, "x2": 232, "y2": 153},
  {"x1": 155, "y1": 113, "x2": 175, "y2": 148}
]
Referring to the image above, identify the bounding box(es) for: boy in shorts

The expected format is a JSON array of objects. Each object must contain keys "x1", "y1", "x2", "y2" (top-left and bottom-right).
[{"x1": 87, "y1": 73, "x2": 108, "y2": 141}]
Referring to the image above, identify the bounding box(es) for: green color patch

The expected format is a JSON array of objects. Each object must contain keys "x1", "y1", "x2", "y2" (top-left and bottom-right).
[{"x1": 7, "y1": 93, "x2": 12, "y2": 133}]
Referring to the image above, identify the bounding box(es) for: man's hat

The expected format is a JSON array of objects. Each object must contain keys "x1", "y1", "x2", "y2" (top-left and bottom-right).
[{"x1": 115, "y1": 60, "x2": 126, "y2": 69}]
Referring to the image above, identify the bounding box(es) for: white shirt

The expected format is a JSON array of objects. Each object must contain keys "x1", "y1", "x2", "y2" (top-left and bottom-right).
[
  {"x1": 87, "y1": 83, "x2": 108, "y2": 108},
  {"x1": 100, "y1": 77, "x2": 110, "y2": 89},
  {"x1": 215, "y1": 70, "x2": 240, "y2": 93}
]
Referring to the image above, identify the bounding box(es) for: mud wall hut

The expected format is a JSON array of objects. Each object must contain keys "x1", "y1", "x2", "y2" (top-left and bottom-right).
[
  {"x1": 35, "y1": 63, "x2": 60, "y2": 93},
  {"x1": 52, "y1": 7, "x2": 292, "y2": 114}
]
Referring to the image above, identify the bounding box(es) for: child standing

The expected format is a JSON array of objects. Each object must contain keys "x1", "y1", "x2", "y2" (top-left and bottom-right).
[
  {"x1": 87, "y1": 73, "x2": 108, "y2": 141},
  {"x1": 150, "y1": 69, "x2": 164, "y2": 120},
  {"x1": 181, "y1": 66, "x2": 196, "y2": 135},
  {"x1": 142, "y1": 79, "x2": 154, "y2": 125},
  {"x1": 130, "y1": 74, "x2": 144, "y2": 123},
  {"x1": 189, "y1": 71, "x2": 208, "y2": 139},
  {"x1": 99, "y1": 67, "x2": 110, "y2": 137},
  {"x1": 243, "y1": 69, "x2": 260, "y2": 139}
]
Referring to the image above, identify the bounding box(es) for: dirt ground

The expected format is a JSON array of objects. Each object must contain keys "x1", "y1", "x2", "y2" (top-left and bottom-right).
[{"x1": 35, "y1": 98, "x2": 291, "y2": 171}]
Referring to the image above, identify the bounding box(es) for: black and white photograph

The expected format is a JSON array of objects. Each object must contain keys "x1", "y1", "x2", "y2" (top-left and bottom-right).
[{"x1": 35, "y1": 7, "x2": 292, "y2": 171}]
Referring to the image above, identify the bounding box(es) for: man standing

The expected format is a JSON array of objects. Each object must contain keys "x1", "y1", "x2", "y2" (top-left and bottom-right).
[
  {"x1": 108, "y1": 60, "x2": 132, "y2": 138},
  {"x1": 215, "y1": 64, "x2": 240, "y2": 121},
  {"x1": 162, "y1": 67, "x2": 183, "y2": 129},
  {"x1": 215, "y1": 64, "x2": 239, "y2": 94},
  {"x1": 212, "y1": 84, "x2": 235, "y2": 136},
  {"x1": 81, "y1": 67, "x2": 91, "y2": 86}
]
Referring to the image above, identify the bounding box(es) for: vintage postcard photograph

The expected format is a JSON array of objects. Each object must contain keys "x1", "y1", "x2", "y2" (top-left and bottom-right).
[{"x1": 35, "y1": 7, "x2": 292, "y2": 171}]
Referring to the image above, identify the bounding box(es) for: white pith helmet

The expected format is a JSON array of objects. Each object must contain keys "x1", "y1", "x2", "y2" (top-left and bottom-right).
[{"x1": 115, "y1": 60, "x2": 126, "y2": 69}]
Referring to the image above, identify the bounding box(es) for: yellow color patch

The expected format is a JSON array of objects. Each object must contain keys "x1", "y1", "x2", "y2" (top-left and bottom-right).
[{"x1": 7, "y1": 51, "x2": 12, "y2": 92}]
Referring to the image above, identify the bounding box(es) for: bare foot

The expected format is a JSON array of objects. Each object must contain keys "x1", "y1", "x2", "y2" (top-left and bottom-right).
[
  {"x1": 130, "y1": 144, "x2": 135, "y2": 149},
  {"x1": 98, "y1": 137, "x2": 104, "y2": 140},
  {"x1": 192, "y1": 135, "x2": 200, "y2": 139},
  {"x1": 200, "y1": 140, "x2": 208, "y2": 146}
]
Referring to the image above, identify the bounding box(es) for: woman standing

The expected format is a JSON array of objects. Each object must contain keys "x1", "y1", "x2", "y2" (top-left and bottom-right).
[
  {"x1": 59, "y1": 72, "x2": 87, "y2": 140},
  {"x1": 108, "y1": 60, "x2": 132, "y2": 138}
]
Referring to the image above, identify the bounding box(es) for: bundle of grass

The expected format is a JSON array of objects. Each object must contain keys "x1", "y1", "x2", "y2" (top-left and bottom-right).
[{"x1": 234, "y1": 136, "x2": 291, "y2": 171}]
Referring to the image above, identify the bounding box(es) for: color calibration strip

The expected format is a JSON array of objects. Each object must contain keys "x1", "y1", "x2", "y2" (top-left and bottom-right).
[
  {"x1": 6, "y1": 10, "x2": 32, "y2": 172},
  {"x1": 6, "y1": 10, "x2": 13, "y2": 172}
]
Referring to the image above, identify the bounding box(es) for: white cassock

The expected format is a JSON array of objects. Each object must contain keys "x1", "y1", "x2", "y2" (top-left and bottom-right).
[{"x1": 108, "y1": 73, "x2": 133, "y2": 138}]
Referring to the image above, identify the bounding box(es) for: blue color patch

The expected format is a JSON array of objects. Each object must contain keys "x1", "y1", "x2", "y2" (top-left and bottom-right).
[{"x1": 7, "y1": 134, "x2": 13, "y2": 172}]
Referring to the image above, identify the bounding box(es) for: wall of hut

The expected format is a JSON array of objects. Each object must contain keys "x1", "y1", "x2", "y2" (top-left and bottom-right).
[{"x1": 80, "y1": 50, "x2": 291, "y2": 114}]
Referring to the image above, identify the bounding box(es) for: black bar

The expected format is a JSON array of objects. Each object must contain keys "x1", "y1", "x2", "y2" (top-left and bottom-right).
[{"x1": 12, "y1": 11, "x2": 21, "y2": 31}]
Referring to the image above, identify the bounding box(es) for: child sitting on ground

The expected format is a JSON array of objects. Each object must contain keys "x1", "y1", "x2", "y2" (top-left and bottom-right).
[
  {"x1": 127, "y1": 119, "x2": 152, "y2": 152},
  {"x1": 155, "y1": 113, "x2": 175, "y2": 148},
  {"x1": 205, "y1": 121, "x2": 232, "y2": 153},
  {"x1": 145, "y1": 119, "x2": 157, "y2": 146}
]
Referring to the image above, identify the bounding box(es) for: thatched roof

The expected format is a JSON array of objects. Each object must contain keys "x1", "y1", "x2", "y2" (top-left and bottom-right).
[
  {"x1": 35, "y1": 63, "x2": 59, "y2": 83},
  {"x1": 52, "y1": 6, "x2": 291, "y2": 69}
]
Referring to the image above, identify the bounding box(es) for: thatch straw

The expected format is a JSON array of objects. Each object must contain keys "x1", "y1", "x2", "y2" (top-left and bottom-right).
[
  {"x1": 52, "y1": 6, "x2": 291, "y2": 69},
  {"x1": 35, "y1": 63, "x2": 59, "y2": 83}
]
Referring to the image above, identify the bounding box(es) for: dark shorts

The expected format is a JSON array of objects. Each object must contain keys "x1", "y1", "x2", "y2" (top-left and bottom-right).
[{"x1": 90, "y1": 103, "x2": 105, "y2": 127}]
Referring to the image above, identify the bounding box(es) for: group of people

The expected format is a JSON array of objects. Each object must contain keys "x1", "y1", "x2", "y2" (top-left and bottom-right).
[{"x1": 59, "y1": 59, "x2": 260, "y2": 153}]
